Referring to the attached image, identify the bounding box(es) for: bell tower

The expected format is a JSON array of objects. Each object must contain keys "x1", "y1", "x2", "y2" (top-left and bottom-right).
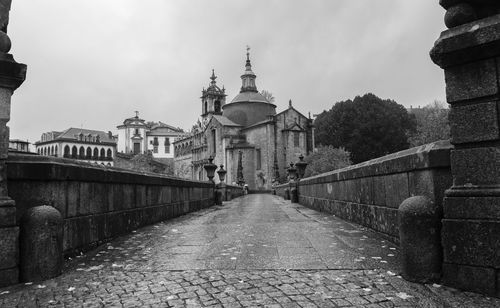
[{"x1": 201, "y1": 69, "x2": 226, "y2": 120}]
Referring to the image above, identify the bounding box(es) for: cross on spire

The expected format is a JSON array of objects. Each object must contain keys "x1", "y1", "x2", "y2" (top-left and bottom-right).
[
  {"x1": 246, "y1": 45, "x2": 250, "y2": 60},
  {"x1": 134, "y1": 111, "x2": 139, "y2": 118}
]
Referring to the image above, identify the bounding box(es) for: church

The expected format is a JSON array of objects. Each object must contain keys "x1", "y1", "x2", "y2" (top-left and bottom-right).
[{"x1": 174, "y1": 50, "x2": 314, "y2": 190}]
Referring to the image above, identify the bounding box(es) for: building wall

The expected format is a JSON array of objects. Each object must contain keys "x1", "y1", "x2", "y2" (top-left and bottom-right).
[
  {"x1": 146, "y1": 136, "x2": 174, "y2": 158},
  {"x1": 36, "y1": 141, "x2": 116, "y2": 166},
  {"x1": 243, "y1": 123, "x2": 275, "y2": 190},
  {"x1": 274, "y1": 109, "x2": 308, "y2": 181}
]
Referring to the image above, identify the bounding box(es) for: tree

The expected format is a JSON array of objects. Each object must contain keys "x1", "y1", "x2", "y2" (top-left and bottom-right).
[
  {"x1": 260, "y1": 90, "x2": 275, "y2": 103},
  {"x1": 304, "y1": 145, "x2": 351, "y2": 177},
  {"x1": 314, "y1": 93, "x2": 416, "y2": 164},
  {"x1": 408, "y1": 101, "x2": 450, "y2": 147}
]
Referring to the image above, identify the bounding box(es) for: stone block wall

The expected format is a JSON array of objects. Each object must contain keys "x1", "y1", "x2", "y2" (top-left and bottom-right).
[
  {"x1": 430, "y1": 10, "x2": 500, "y2": 296},
  {"x1": 277, "y1": 141, "x2": 452, "y2": 243},
  {"x1": 5, "y1": 153, "x2": 216, "y2": 256},
  {"x1": 224, "y1": 184, "x2": 244, "y2": 200}
]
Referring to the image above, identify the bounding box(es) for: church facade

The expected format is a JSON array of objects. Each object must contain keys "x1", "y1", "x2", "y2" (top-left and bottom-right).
[{"x1": 174, "y1": 52, "x2": 314, "y2": 190}]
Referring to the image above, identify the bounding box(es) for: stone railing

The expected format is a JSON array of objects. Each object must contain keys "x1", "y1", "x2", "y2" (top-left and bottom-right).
[
  {"x1": 224, "y1": 184, "x2": 245, "y2": 200},
  {"x1": 0, "y1": 154, "x2": 219, "y2": 285},
  {"x1": 276, "y1": 140, "x2": 452, "y2": 243}
]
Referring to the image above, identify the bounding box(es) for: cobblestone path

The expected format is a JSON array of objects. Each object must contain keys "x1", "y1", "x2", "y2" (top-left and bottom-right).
[{"x1": 1, "y1": 194, "x2": 498, "y2": 307}]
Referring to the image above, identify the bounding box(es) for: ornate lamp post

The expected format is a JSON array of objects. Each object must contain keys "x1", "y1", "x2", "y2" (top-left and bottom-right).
[
  {"x1": 217, "y1": 164, "x2": 227, "y2": 183},
  {"x1": 284, "y1": 163, "x2": 296, "y2": 200},
  {"x1": 292, "y1": 154, "x2": 308, "y2": 204},
  {"x1": 215, "y1": 164, "x2": 227, "y2": 204},
  {"x1": 295, "y1": 154, "x2": 308, "y2": 180},
  {"x1": 203, "y1": 156, "x2": 217, "y2": 183}
]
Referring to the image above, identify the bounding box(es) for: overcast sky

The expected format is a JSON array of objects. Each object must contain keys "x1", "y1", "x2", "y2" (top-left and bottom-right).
[{"x1": 7, "y1": 1, "x2": 446, "y2": 143}]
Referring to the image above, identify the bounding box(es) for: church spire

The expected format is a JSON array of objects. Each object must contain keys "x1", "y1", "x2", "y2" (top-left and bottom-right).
[
  {"x1": 210, "y1": 69, "x2": 217, "y2": 86},
  {"x1": 240, "y1": 46, "x2": 258, "y2": 93}
]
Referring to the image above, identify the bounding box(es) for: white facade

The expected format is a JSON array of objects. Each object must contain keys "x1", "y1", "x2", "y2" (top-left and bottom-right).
[
  {"x1": 117, "y1": 114, "x2": 186, "y2": 158},
  {"x1": 35, "y1": 128, "x2": 117, "y2": 166},
  {"x1": 146, "y1": 136, "x2": 174, "y2": 158}
]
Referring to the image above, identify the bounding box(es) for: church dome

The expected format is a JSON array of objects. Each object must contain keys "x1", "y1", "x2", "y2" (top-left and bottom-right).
[
  {"x1": 230, "y1": 91, "x2": 269, "y2": 104},
  {"x1": 222, "y1": 48, "x2": 276, "y2": 127}
]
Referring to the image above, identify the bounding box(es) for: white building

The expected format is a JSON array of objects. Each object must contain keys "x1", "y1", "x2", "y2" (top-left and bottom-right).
[
  {"x1": 9, "y1": 139, "x2": 31, "y2": 153},
  {"x1": 117, "y1": 112, "x2": 187, "y2": 159},
  {"x1": 35, "y1": 128, "x2": 117, "y2": 166}
]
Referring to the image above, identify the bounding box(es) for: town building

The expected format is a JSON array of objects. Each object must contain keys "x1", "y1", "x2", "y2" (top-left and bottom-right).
[
  {"x1": 9, "y1": 139, "x2": 31, "y2": 153},
  {"x1": 35, "y1": 128, "x2": 117, "y2": 166},
  {"x1": 174, "y1": 51, "x2": 314, "y2": 190},
  {"x1": 116, "y1": 112, "x2": 187, "y2": 160}
]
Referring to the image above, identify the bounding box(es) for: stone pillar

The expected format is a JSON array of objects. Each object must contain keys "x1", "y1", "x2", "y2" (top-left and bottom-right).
[
  {"x1": 430, "y1": 1, "x2": 500, "y2": 296},
  {"x1": 0, "y1": 0, "x2": 27, "y2": 287}
]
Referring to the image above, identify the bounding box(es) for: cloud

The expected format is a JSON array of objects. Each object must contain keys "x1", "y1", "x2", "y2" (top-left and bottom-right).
[{"x1": 6, "y1": 1, "x2": 446, "y2": 142}]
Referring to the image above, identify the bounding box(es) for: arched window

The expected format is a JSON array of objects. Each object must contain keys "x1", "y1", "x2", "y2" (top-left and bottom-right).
[
  {"x1": 93, "y1": 148, "x2": 99, "y2": 159},
  {"x1": 204, "y1": 101, "x2": 208, "y2": 114},
  {"x1": 43, "y1": 147, "x2": 46, "y2": 156},
  {"x1": 107, "y1": 149, "x2": 112, "y2": 160},
  {"x1": 54, "y1": 145, "x2": 58, "y2": 157},
  {"x1": 86, "y1": 147, "x2": 92, "y2": 159},
  {"x1": 96, "y1": 135, "x2": 100, "y2": 143},
  {"x1": 37, "y1": 148, "x2": 40, "y2": 155},
  {"x1": 100, "y1": 148, "x2": 105, "y2": 159},
  {"x1": 79, "y1": 146, "x2": 85, "y2": 158},
  {"x1": 64, "y1": 145, "x2": 70, "y2": 158},
  {"x1": 214, "y1": 100, "x2": 221, "y2": 113},
  {"x1": 72, "y1": 146, "x2": 78, "y2": 158}
]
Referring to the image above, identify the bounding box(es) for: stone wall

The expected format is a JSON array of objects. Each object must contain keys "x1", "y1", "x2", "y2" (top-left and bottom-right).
[
  {"x1": 430, "y1": 9, "x2": 500, "y2": 296},
  {"x1": 5, "y1": 153, "x2": 215, "y2": 257},
  {"x1": 276, "y1": 141, "x2": 452, "y2": 243},
  {"x1": 224, "y1": 184, "x2": 245, "y2": 200}
]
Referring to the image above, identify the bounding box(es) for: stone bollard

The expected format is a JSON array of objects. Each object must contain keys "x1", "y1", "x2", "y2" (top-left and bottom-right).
[
  {"x1": 398, "y1": 196, "x2": 441, "y2": 283},
  {"x1": 284, "y1": 188, "x2": 290, "y2": 200},
  {"x1": 290, "y1": 187, "x2": 298, "y2": 203},
  {"x1": 20, "y1": 206, "x2": 63, "y2": 282}
]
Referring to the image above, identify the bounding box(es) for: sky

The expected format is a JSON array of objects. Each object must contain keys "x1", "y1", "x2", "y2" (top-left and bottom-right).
[{"x1": 7, "y1": 1, "x2": 447, "y2": 143}]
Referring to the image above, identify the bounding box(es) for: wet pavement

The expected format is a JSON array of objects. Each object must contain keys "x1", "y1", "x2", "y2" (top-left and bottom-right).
[{"x1": 1, "y1": 194, "x2": 499, "y2": 307}]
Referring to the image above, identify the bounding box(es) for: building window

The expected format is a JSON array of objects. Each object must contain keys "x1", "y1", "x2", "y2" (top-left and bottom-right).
[
  {"x1": 256, "y1": 149, "x2": 261, "y2": 170},
  {"x1": 134, "y1": 128, "x2": 139, "y2": 136},
  {"x1": 153, "y1": 137, "x2": 159, "y2": 145},
  {"x1": 164, "y1": 138, "x2": 170, "y2": 153},
  {"x1": 153, "y1": 146, "x2": 158, "y2": 153},
  {"x1": 214, "y1": 100, "x2": 221, "y2": 113},
  {"x1": 212, "y1": 129, "x2": 216, "y2": 156},
  {"x1": 293, "y1": 131, "x2": 300, "y2": 147}
]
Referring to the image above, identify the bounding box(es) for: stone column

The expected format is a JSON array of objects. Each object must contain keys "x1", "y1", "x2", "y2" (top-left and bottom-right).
[
  {"x1": 0, "y1": 0, "x2": 27, "y2": 287},
  {"x1": 430, "y1": 1, "x2": 500, "y2": 296}
]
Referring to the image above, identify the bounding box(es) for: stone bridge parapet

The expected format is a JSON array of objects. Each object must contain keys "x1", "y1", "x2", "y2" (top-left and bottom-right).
[
  {"x1": 276, "y1": 140, "x2": 453, "y2": 243},
  {"x1": 0, "y1": 153, "x2": 220, "y2": 285}
]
